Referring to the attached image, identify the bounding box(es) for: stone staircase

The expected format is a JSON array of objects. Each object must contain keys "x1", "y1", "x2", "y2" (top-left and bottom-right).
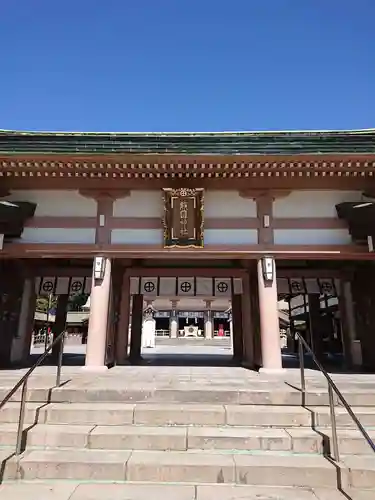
[
  {"x1": 155, "y1": 336, "x2": 232, "y2": 347},
  {"x1": 0, "y1": 367, "x2": 374, "y2": 498}
]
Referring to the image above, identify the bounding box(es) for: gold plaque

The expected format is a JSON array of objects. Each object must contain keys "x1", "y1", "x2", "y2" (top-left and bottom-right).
[{"x1": 163, "y1": 188, "x2": 204, "y2": 248}]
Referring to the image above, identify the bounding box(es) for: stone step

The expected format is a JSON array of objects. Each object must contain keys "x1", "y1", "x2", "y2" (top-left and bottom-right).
[
  {"x1": 3, "y1": 448, "x2": 373, "y2": 488},
  {"x1": 187, "y1": 426, "x2": 375, "y2": 455},
  {"x1": 48, "y1": 387, "x2": 375, "y2": 406},
  {"x1": 3, "y1": 384, "x2": 375, "y2": 406},
  {"x1": 1, "y1": 423, "x2": 374, "y2": 455},
  {"x1": 1, "y1": 482, "x2": 374, "y2": 500},
  {"x1": 286, "y1": 427, "x2": 375, "y2": 455},
  {"x1": 224, "y1": 405, "x2": 375, "y2": 428},
  {"x1": 0, "y1": 482, "x2": 373, "y2": 500},
  {"x1": 2, "y1": 402, "x2": 375, "y2": 429}
]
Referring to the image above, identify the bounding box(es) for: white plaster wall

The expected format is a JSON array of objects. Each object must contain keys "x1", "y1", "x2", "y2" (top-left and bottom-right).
[
  {"x1": 204, "y1": 229, "x2": 258, "y2": 245},
  {"x1": 113, "y1": 191, "x2": 163, "y2": 217},
  {"x1": 273, "y1": 191, "x2": 362, "y2": 218},
  {"x1": 111, "y1": 228, "x2": 257, "y2": 245},
  {"x1": 274, "y1": 229, "x2": 352, "y2": 245},
  {"x1": 19, "y1": 228, "x2": 96, "y2": 244},
  {"x1": 111, "y1": 229, "x2": 163, "y2": 245},
  {"x1": 204, "y1": 191, "x2": 257, "y2": 218},
  {"x1": 5, "y1": 190, "x2": 96, "y2": 217}
]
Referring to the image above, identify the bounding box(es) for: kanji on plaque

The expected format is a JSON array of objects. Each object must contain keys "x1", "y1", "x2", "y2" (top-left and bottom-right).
[{"x1": 163, "y1": 188, "x2": 204, "y2": 247}]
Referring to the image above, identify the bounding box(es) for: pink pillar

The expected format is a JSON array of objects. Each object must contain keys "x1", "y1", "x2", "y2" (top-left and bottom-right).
[
  {"x1": 84, "y1": 257, "x2": 112, "y2": 371},
  {"x1": 257, "y1": 258, "x2": 282, "y2": 371}
]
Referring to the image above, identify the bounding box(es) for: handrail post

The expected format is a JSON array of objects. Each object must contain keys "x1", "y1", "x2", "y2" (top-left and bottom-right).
[
  {"x1": 328, "y1": 384, "x2": 340, "y2": 462},
  {"x1": 284, "y1": 330, "x2": 375, "y2": 457},
  {"x1": 15, "y1": 380, "x2": 27, "y2": 460},
  {"x1": 298, "y1": 337, "x2": 306, "y2": 406},
  {"x1": 55, "y1": 331, "x2": 65, "y2": 387}
]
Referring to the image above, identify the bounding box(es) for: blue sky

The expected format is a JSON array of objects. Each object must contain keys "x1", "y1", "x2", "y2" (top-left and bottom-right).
[{"x1": 1, "y1": 1, "x2": 374, "y2": 132}]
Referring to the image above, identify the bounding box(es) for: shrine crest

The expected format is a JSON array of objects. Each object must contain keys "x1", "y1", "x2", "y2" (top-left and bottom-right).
[{"x1": 163, "y1": 188, "x2": 204, "y2": 248}]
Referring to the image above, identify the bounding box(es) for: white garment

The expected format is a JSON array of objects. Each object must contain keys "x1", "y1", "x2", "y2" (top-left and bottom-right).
[{"x1": 142, "y1": 318, "x2": 156, "y2": 348}]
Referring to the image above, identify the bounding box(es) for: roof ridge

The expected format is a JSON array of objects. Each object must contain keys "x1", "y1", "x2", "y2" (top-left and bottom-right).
[{"x1": 0, "y1": 128, "x2": 375, "y2": 136}]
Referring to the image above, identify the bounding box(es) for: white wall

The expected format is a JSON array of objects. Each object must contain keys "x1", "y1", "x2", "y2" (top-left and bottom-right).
[
  {"x1": 204, "y1": 229, "x2": 258, "y2": 245},
  {"x1": 20, "y1": 228, "x2": 96, "y2": 244},
  {"x1": 273, "y1": 190, "x2": 362, "y2": 218},
  {"x1": 205, "y1": 190, "x2": 257, "y2": 217},
  {"x1": 274, "y1": 229, "x2": 352, "y2": 245},
  {"x1": 111, "y1": 229, "x2": 163, "y2": 245},
  {"x1": 114, "y1": 190, "x2": 257, "y2": 219},
  {"x1": 6, "y1": 190, "x2": 97, "y2": 217},
  {"x1": 111, "y1": 228, "x2": 257, "y2": 246},
  {"x1": 113, "y1": 191, "x2": 163, "y2": 217}
]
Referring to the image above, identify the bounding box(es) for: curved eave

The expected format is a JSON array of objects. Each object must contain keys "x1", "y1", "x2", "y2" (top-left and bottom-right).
[
  {"x1": 1, "y1": 157, "x2": 375, "y2": 180},
  {"x1": 1, "y1": 128, "x2": 375, "y2": 156}
]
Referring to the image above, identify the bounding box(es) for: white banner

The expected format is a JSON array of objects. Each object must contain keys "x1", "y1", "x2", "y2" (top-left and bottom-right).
[
  {"x1": 37, "y1": 277, "x2": 57, "y2": 296},
  {"x1": 177, "y1": 277, "x2": 195, "y2": 296},
  {"x1": 69, "y1": 277, "x2": 85, "y2": 295},
  {"x1": 196, "y1": 277, "x2": 212, "y2": 296},
  {"x1": 276, "y1": 277, "x2": 340, "y2": 296},
  {"x1": 140, "y1": 277, "x2": 158, "y2": 296},
  {"x1": 55, "y1": 277, "x2": 70, "y2": 295},
  {"x1": 304, "y1": 278, "x2": 321, "y2": 294},
  {"x1": 159, "y1": 277, "x2": 176, "y2": 296},
  {"x1": 276, "y1": 278, "x2": 290, "y2": 294},
  {"x1": 318, "y1": 278, "x2": 336, "y2": 296},
  {"x1": 36, "y1": 276, "x2": 91, "y2": 296},
  {"x1": 214, "y1": 278, "x2": 231, "y2": 297},
  {"x1": 288, "y1": 278, "x2": 305, "y2": 295}
]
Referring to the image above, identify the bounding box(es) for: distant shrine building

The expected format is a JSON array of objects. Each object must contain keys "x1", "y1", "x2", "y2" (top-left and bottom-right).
[{"x1": 1, "y1": 129, "x2": 375, "y2": 371}]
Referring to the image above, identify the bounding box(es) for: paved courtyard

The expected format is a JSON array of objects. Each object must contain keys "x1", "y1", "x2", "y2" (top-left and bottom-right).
[{"x1": 30, "y1": 342, "x2": 234, "y2": 367}]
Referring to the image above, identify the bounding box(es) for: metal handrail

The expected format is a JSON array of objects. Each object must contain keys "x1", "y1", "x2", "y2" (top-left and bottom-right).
[
  {"x1": 0, "y1": 329, "x2": 66, "y2": 460},
  {"x1": 295, "y1": 331, "x2": 375, "y2": 461}
]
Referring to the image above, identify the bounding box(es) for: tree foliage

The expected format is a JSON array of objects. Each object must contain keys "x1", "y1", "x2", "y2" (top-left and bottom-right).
[
  {"x1": 35, "y1": 294, "x2": 89, "y2": 313},
  {"x1": 68, "y1": 294, "x2": 89, "y2": 311},
  {"x1": 36, "y1": 296, "x2": 58, "y2": 313}
]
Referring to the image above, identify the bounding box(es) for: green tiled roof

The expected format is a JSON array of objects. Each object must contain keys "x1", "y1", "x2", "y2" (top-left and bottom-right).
[{"x1": 0, "y1": 129, "x2": 374, "y2": 155}]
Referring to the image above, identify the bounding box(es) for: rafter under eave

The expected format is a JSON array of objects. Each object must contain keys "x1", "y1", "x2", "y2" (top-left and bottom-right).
[{"x1": 1, "y1": 159, "x2": 375, "y2": 179}]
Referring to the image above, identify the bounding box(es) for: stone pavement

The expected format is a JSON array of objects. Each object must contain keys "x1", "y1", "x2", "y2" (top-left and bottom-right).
[
  {"x1": 3, "y1": 360, "x2": 375, "y2": 392},
  {"x1": 30, "y1": 342, "x2": 234, "y2": 367},
  {"x1": 0, "y1": 482, "x2": 373, "y2": 500}
]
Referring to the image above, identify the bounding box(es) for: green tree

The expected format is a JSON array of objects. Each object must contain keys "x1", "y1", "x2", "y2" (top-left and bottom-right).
[
  {"x1": 35, "y1": 293, "x2": 89, "y2": 313},
  {"x1": 36, "y1": 295, "x2": 58, "y2": 313},
  {"x1": 68, "y1": 294, "x2": 89, "y2": 311}
]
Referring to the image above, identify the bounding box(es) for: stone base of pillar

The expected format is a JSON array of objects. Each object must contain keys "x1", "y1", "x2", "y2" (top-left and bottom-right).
[
  {"x1": 81, "y1": 365, "x2": 109, "y2": 373},
  {"x1": 259, "y1": 367, "x2": 286, "y2": 375}
]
